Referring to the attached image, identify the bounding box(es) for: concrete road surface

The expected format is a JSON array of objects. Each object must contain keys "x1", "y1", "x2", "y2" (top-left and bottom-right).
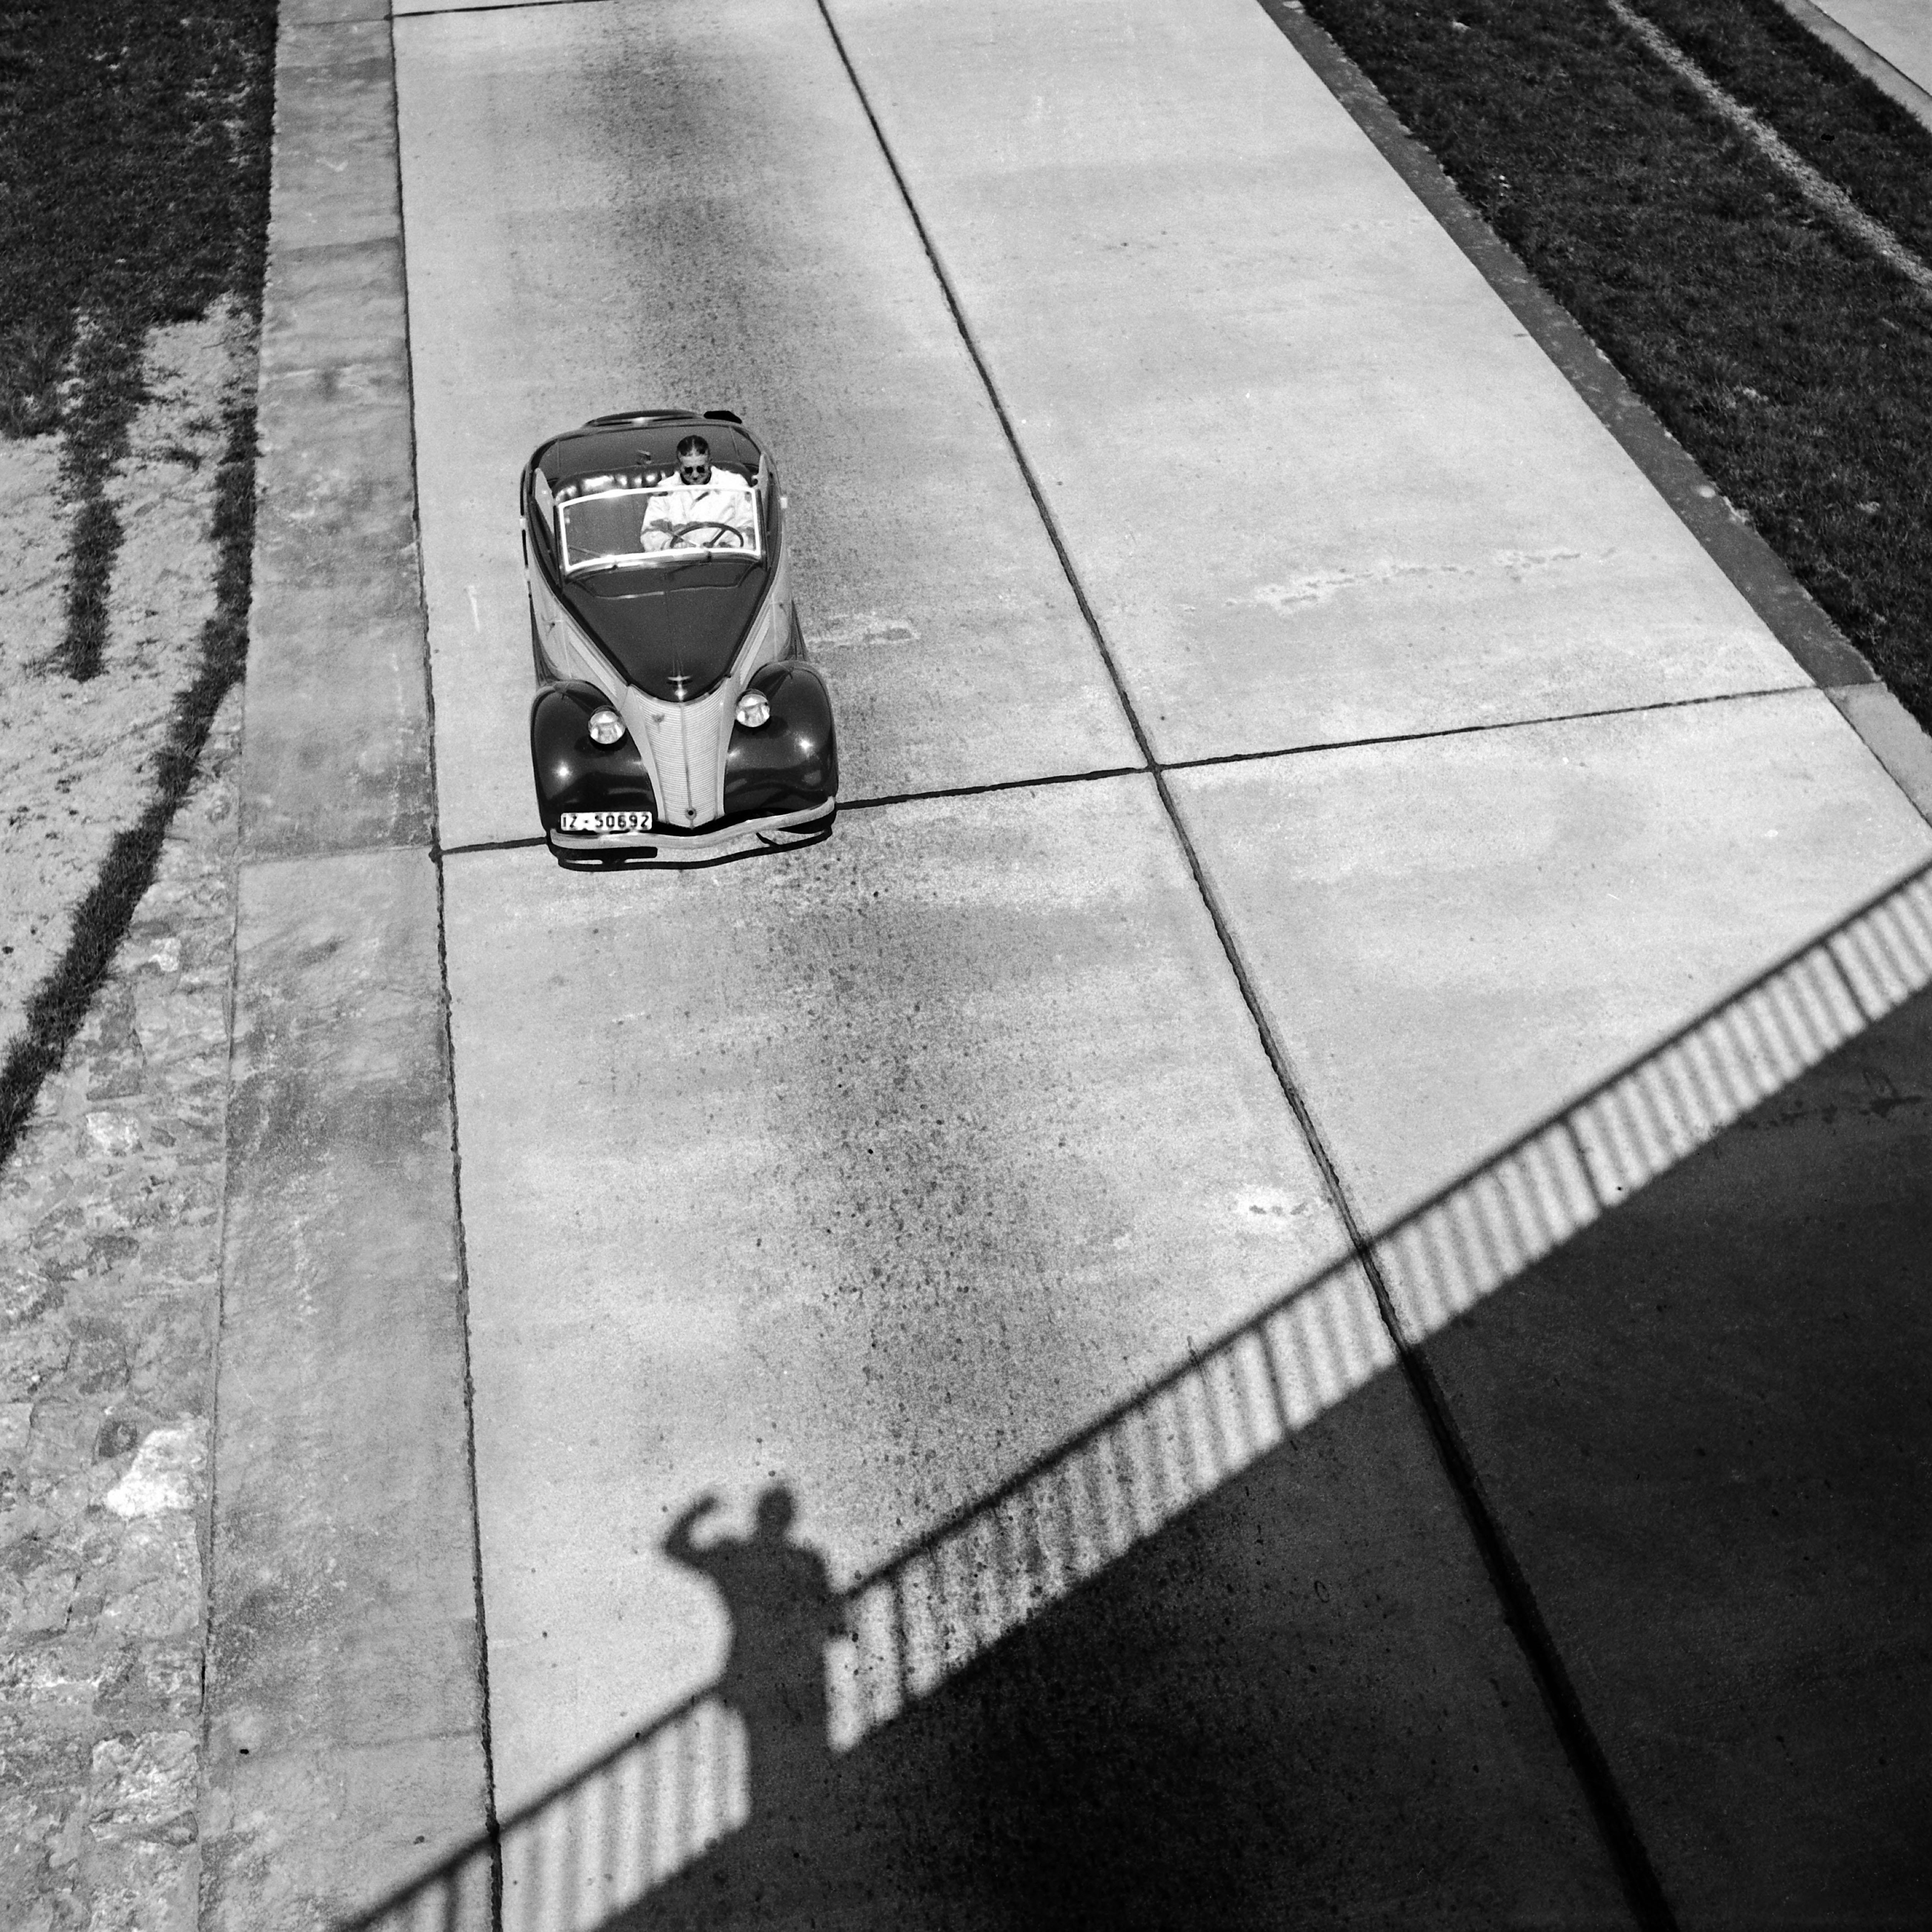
[
  {"x1": 385, "y1": 0, "x2": 1932, "y2": 1920},
  {"x1": 1809, "y1": 0, "x2": 1932, "y2": 91}
]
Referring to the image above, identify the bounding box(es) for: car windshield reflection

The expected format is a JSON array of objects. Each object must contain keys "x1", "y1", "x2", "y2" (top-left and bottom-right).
[{"x1": 558, "y1": 476, "x2": 761, "y2": 574}]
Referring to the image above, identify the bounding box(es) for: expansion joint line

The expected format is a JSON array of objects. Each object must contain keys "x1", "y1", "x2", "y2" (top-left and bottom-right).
[
  {"x1": 390, "y1": 4, "x2": 503, "y2": 1912},
  {"x1": 813, "y1": 3, "x2": 1677, "y2": 1924},
  {"x1": 1608, "y1": 0, "x2": 1932, "y2": 304}
]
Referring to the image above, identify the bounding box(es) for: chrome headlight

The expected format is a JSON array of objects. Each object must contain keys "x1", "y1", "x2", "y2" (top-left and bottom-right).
[
  {"x1": 735, "y1": 689, "x2": 771, "y2": 729},
  {"x1": 587, "y1": 707, "x2": 626, "y2": 746}
]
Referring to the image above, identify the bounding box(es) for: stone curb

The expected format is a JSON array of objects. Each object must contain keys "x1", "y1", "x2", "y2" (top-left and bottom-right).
[
  {"x1": 1262, "y1": 0, "x2": 1932, "y2": 829},
  {"x1": 1771, "y1": 0, "x2": 1932, "y2": 135},
  {"x1": 199, "y1": 1, "x2": 489, "y2": 1926}
]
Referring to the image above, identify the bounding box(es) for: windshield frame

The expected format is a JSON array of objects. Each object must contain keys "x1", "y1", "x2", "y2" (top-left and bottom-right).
[{"x1": 556, "y1": 478, "x2": 763, "y2": 576}]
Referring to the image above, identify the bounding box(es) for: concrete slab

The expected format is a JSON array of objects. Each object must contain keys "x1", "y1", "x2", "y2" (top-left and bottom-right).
[
  {"x1": 283, "y1": 0, "x2": 389, "y2": 23},
  {"x1": 393, "y1": 0, "x2": 1140, "y2": 850},
  {"x1": 246, "y1": 262, "x2": 432, "y2": 855},
  {"x1": 1828, "y1": 680, "x2": 1932, "y2": 821},
  {"x1": 206, "y1": 10, "x2": 487, "y2": 1926},
  {"x1": 1809, "y1": 0, "x2": 1932, "y2": 91},
  {"x1": 1416, "y1": 942, "x2": 1932, "y2": 1921},
  {"x1": 395, "y1": 0, "x2": 577, "y2": 11},
  {"x1": 204, "y1": 851, "x2": 485, "y2": 1928},
  {"x1": 1171, "y1": 689, "x2": 1932, "y2": 1231},
  {"x1": 244, "y1": 21, "x2": 432, "y2": 857},
  {"x1": 269, "y1": 20, "x2": 404, "y2": 254},
  {"x1": 443, "y1": 776, "x2": 1364, "y2": 1803},
  {"x1": 631, "y1": 1352, "x2": 1638, "y2": 1929},
  {"x1": 824, "y1": 0, "x2": 1811, "y2": 767}
]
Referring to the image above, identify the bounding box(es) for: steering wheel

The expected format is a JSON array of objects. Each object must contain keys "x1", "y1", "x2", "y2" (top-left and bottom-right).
[{"x1": 671, "y1": 520, "x2": 745, "y2": 549}]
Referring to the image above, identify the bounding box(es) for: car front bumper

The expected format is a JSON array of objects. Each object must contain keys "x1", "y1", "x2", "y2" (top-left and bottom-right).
[{"x1": 547, "y1": 796, "x2": 835, "y2": 866}]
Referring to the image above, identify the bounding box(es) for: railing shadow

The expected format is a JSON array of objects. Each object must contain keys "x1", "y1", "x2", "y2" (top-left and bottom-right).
[{"x1": 340, "y1": 858, "x2": 1932, "y2": 1932}]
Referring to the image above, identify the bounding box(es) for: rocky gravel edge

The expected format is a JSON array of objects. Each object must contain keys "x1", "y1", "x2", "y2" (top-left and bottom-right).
[{"x1": 0, "y1": 689, "x2": 240, "y2": 1932}]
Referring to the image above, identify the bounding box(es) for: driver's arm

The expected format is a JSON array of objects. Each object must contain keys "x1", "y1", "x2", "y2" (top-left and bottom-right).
[
  {"x1": 718, "y1": 478, "x2": 755, "y2": 533},
  {"x1": 640, "y1": 489, "x2": 682, "y2": 545}
]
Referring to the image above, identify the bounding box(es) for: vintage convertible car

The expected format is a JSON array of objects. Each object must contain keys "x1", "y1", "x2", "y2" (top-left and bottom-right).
[{"x1": 523, "y1": 408, "x2": 837, "y2": 866}]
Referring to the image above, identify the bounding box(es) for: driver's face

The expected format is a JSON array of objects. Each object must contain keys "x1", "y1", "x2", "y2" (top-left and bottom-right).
[{"x1": 679, "y1": 456, "x2": 711, "y2": 485}]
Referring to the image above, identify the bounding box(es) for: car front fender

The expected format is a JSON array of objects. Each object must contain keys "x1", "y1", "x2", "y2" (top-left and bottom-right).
[
  {"x1": 529, "y1": 681, "x2": 658, "y2": 829},
  {"x1": 723, "y1": 662, "x2": 837, "y2": 819}
]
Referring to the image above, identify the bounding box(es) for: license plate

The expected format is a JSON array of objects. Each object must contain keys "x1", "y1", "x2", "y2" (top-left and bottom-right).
[{"x1": 560, "y1": 810, "x2": 652, "y2": 834}]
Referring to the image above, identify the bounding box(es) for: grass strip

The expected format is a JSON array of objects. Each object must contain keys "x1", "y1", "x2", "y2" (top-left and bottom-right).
[
  {"x1": 0, "y1": 0, "x2": 276, "y2": 1166},
  {"x1": 0, "y1": 0, "x2": 277, "y2": 677},
  {"x1": 1296, "y1": 0, "x2": 1932, "y2": 731},
  {"x1": 1630, "y1": 0, "x2": 1932, "y2": 261},
  {"x1": 1608, "y1": 0, "x2": 1932, "y2": 299}
]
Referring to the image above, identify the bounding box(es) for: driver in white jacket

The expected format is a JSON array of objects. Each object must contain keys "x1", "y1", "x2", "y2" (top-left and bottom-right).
[{"x1": 640, "y1": 435, "x2": 755, "y2": 551}]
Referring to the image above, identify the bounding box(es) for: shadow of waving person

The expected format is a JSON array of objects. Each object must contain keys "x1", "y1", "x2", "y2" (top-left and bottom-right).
[
  {"x1": 663, "y1": 1483, "x2": 845, "y2": 1849},
  {"x1": 627, "y1": 964, "x2": 1932, "y2": 1929}
]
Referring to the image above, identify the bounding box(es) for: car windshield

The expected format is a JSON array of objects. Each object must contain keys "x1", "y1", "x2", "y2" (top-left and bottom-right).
[{"x1": 557, "y1": 476, "x2": 761, "y2": 573}]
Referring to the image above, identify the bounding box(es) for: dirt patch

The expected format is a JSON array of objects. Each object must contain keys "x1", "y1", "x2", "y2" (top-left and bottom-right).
[
  {"x1": 0, "y1": 429, "x2": 67, "y2": 1007},
  {"x1": 0, "y1": 301, "x2": 252, "y2": 1069}
]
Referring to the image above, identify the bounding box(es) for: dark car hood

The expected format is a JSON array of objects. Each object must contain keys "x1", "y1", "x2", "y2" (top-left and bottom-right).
[{"x1": 561, "y1": 563, "x2": 767, "y2": 702}]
